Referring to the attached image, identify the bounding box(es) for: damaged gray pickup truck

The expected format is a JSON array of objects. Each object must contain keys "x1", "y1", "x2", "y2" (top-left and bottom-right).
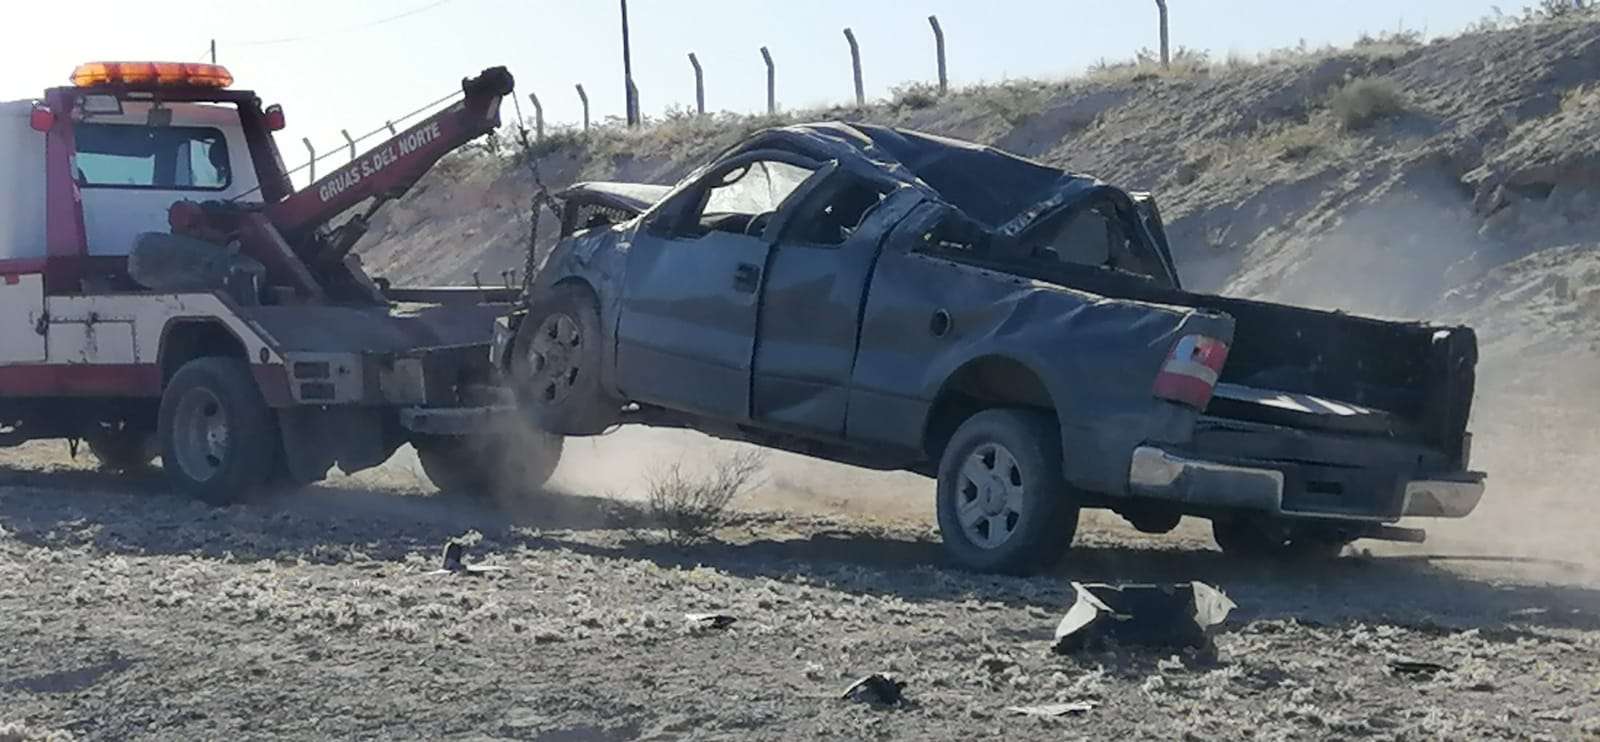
[{"x1": 492, "y1": 122, "x2": 1485, "y2": 575}]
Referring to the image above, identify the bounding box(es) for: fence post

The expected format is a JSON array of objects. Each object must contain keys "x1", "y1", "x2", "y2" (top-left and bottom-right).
[
  {"x1": 843, "y1": 28, "x2": 864, "y2": 107},
  {"x1": 1155, "y1": 0, "x2": 1170, "y2": 69},
  {"x1": 340, "y1": 129, "x2": 356, "y2": 160},
  {"x1": 301, "y1": 138, "x2": 316, "y2": 183},
  {"x1": 575, "y1": 84, "x2": 590, "y2": 131},
  {"x1": 528, "y1": 92, "x2": 544, "y2": 141},
  {"x1": 688, "y1": 53, "x2": 705, "y2": 115},
  {"x1": 928, "y1": 15, "x2": 948, "y2": 94},
  {"x1": 761, "y1": 47, "x2": 775, "y2": 115}
]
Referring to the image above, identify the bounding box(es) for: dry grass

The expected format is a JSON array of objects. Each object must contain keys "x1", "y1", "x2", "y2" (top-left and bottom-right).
[
  {"x1": 1329, "y1": 77, "x2": 1407, "y2": 131},
  {"x1": 644, "y1": 449, "x2": 766, "y2": 545}
]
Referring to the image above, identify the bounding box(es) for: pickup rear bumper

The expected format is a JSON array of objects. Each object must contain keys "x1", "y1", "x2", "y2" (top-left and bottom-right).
[{"x1": 1127, "y1": 446, "x2": 1485, "y2": 521}]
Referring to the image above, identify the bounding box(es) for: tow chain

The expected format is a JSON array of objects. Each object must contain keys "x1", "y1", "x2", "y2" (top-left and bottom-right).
[{"x1": 509, "y1": 94, "x2": 558, "y2": 301}]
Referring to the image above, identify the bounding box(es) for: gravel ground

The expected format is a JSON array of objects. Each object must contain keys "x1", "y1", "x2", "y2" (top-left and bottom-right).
[{"x1": 1, "y1": 440, "x2": 1597, "y2": 741}]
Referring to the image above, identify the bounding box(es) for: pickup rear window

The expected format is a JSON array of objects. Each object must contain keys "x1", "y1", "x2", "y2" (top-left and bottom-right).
[{"x1": 73, "y1": 123, "x2": 231, "y2": 191}]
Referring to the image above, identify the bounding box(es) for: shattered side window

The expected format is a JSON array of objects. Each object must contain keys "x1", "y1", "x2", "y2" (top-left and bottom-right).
[{"x1": 703, "y1": 161, "x2": 813, "y2": 216}]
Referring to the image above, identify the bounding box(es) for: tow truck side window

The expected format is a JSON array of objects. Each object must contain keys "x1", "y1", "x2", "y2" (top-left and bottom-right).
[{"x1": 73, "y1": 124, "x2": 231, "y2": 191}]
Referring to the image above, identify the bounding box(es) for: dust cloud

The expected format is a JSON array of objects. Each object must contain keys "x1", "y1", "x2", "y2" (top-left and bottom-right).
[{"x1": 1242, "y1": 187, "x2": 1600, "y2": 581}]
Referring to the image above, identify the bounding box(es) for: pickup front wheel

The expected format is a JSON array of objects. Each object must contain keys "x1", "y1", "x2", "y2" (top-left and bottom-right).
[
  {"x1": 510, "y1": 285, "x2": 620, "y2": 436},
  {"x1": 935, "y1": 409, "x2": 1080, "y2": 575}
]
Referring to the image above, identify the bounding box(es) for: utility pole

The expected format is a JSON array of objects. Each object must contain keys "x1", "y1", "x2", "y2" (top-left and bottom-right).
[
  {"x1": 209, "y1": 39, "x2": 217, "y2": 64},
  {"x1": 620, "y1": 0, "x2": 638, "y2": 126},
  {"x1": 928, "y1": 16, "x2": 948, "y2": 94},
  {"x1": 1155, "y1": 0, "x2": 1170, "y2": 69}
]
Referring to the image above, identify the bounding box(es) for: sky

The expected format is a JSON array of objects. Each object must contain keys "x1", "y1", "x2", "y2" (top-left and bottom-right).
[{"x1": 1, "y1": 0, "x2": 1509, "y2": 186}]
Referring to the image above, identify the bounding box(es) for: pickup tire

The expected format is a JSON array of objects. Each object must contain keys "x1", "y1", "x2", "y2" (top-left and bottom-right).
[
  {"x1": 157, "y1": 357, "x2": 278, "y2": 505},
  {"x1": 510, "y1": 285, "x2": 619, "y2": 436},
  {"x1": 1211, "y1": 518, "x2": 1350, "y2": 560},
  {"x1": 416, "y1": 431, "x2": 564, "y2": 503},
  {"x1": 935, "y1": 409, "x2": 1080, "y2": 575}
]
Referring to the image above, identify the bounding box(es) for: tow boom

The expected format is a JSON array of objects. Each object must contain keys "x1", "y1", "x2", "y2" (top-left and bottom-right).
[{"x1": 267, "y1": 66, "x2": 514, "y2": 242}]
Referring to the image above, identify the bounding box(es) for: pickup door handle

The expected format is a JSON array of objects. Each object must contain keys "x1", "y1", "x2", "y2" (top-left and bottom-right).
[{"x1": 732, "y1": 263, "x2": 761, "y2": 293}]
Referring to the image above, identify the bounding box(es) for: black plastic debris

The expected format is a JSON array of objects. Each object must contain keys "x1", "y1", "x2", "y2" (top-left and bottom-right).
[
  {"x1": 1053, "y1": 581, "x2": 1235, "y2": 653},
  {"x1": 1006, "y1": 701, "x2": 1095, "y2": 717},
  {"x1": 1388, "y1": 657, "x2": 1452, "y2": 676},
  {"x1": 425, "y1": 541, "x2": 508, "y2": 577},
  {"x1": 842, "y1": 673, "x2": 906, "y2": 706},
  {"x1": 685, "y1": 613, "x2": 737, "y2": 630}
]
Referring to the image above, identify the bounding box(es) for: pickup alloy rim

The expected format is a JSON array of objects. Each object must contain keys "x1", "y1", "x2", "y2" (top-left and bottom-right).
[
  {"x1": 956, "y1": 443, "x2": 1025, "y2": 549},
  {"x1": 172, "y1": 387, "x2": 229, "y2": 483},
  {"x1": 526, "y1": 313, "x2": 583, "y2": 405}
]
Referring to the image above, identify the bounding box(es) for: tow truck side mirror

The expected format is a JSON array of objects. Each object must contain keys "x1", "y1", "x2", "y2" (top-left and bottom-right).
[
  {"x1": 28, "y1": 104, "x2": 54, "y2": 132},
  {"x1": 264, "y1": 104, "x2": 286, "y2": 132}
]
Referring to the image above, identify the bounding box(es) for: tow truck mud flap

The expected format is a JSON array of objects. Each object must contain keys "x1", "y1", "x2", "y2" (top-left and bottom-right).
[{"x1": 279, "y1": 407, "x2": 394, "y2": 482}]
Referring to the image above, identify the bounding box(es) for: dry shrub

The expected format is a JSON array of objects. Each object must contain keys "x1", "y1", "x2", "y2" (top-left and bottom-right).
[
  {"x1": 891, "y1": 82, "x2": 943, "y2": 111},
  {"x1": 1329, "y1": 78, "x2": 1406, "y2": 131},
  {"x1": 645, "y1": 450, "x2": 766, "y2": 545}
]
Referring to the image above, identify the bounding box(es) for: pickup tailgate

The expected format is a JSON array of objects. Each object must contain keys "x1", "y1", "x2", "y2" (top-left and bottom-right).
[{"x1": 1193, "y1": 293, "x2": 1477, "y2": 466}]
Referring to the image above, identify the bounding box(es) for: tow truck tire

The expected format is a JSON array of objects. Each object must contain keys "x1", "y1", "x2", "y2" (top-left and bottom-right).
[
  {"x1": 1211, "y1": 518, "x2": 1350, "y2": 560},
  {"x1": 510, "y1": 284, "x2": 619, "y2": 436},
  {"x1": 935, "y1": 409, "x2": 1080, "y2": 576},
  {"x1": 86, "y1": 423, "x2": 158, "y2": 472},
  {"x1": 416, "y1": 431, "x2": 564, "y2": 502},
  {"x1": 158, "y1": 357, "x2": 279, "y2": 505}
]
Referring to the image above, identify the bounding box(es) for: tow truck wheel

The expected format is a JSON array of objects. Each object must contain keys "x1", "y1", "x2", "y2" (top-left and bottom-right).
[
  {"x1": 86, "y1": 422, "x2": 158, "y2": 472},
  {"x1": 415, "y1": 431, "x2": 564, "y2": 502},
  {"x1": 510, "y1": 284, "x2": 619, "y2": 436},
  {"x1": 935, "y1": 409, "x2": 1080, "y2": 576},
  {"x1": 157, "y1": 357, "x2": 279, "y2": 505},
  {"x1": 1211, "y1": 517, "x2": 1351, "y2": 560}
]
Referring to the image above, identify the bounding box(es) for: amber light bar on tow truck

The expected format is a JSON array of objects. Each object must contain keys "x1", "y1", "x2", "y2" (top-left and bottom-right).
[
  {"x1": 70, "y1": 61, "x2": 233, "y2": 88},
  {"x1": 1153, "y1": 334, "x2": 1230, "y2": 410}
]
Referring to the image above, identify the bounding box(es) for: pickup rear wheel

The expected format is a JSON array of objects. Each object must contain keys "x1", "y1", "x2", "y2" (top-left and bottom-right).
[
  {"x1": 935, "y1": 409, "x2": 1080, "y2": 575},
  {"x1": 157, "y1": 357, "x2": 278, "y2": 505},
  {"x1": 1211, "y1": 518, "x2": 1351, "y2": 560},
  {"x1": 415, "y1": 431, "x2": 564, "y2": 503},
  {"x1": 510, "y1": 284, "x2": 619, "y2": 435}
]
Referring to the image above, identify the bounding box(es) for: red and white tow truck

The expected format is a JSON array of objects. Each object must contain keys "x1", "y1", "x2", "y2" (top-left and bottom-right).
[{"x1": 0, "y1": 61, "x2": 559, "y2": 503}]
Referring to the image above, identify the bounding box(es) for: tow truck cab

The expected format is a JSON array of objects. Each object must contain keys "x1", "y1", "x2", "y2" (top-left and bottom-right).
[{"x1": 0, "y1": 61, "x2": 553, "y2": 503}]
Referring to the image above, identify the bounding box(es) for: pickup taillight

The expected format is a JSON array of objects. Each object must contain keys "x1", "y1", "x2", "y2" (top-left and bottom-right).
[{"x1": 1153, "y1": 334, "x2": 1229, "y2": 410}]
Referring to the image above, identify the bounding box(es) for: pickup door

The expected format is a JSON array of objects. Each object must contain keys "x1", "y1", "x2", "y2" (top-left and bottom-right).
[
  {"x1": 616, "y1": 153, "x2": 826, "y2": 420},
  {"x1": 616, "y1": 154, "x2": 922, "y2": 433}
]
